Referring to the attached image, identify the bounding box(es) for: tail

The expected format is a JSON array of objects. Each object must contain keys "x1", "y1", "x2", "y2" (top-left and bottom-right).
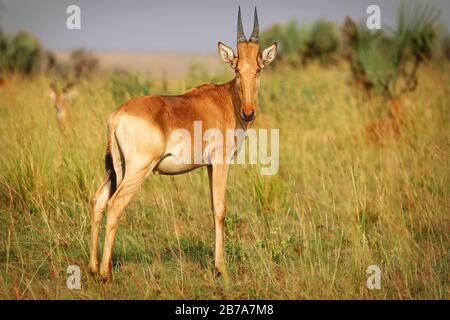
[
  {"x1": 105, "y1": 146, "x2": 117, "y2": 196},
  {"x1": 104, "y1": 114, "x2": 121, "y2": 196}
]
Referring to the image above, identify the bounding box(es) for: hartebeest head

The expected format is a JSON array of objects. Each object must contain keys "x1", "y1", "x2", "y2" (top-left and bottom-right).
[
  {"x1": 49, "y1": 80, "x2": 77, "y2": 132},
  {"x1": 218, "y1": 7, "x2": 277, "y2": 121}
]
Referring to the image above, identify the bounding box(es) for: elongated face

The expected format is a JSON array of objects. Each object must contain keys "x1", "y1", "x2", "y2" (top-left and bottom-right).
[
  {"x1": 236, "y1": 42, "x2": 262, "y2": 121},
  {"x1": 218, "y1": 41, "x2": 277, "y2": 121},
  {"x1": 218, "y1": 8, "x2": 277, "y2": 122}
]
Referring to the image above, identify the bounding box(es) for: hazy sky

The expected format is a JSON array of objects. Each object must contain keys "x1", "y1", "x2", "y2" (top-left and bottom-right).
[{"x1": 1, "y1": 0, "x2": 449, "y2": 52}]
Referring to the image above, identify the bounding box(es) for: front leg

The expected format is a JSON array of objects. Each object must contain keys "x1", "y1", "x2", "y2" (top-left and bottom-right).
[{"x1": 208, "y1": 164, "x2": 230, "y2": 284}]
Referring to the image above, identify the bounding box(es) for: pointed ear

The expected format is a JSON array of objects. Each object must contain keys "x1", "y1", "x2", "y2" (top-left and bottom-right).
[
  {"x1": 218, "y1": 42, "x2": 237, "y2": 68},
  {"x1": 260, "y1": 42, "x2": 277, "y2": 67}
]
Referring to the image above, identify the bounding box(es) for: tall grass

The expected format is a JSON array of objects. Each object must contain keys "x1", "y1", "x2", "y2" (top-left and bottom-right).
[{"x1": 0, "y1": 59, "x2": 448, "y2": 299}]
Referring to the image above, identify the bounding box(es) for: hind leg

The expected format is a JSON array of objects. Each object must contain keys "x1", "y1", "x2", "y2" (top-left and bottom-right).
[
  {"x1": 89, "y1": 177, "x2": 112, "y2": 274},
  {"x1": 99, "y1": 159, "x2": 156, "y2": 282}
]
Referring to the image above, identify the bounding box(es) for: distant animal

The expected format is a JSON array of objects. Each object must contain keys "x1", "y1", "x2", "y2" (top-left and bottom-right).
[
  {"x1": 89, "y1": 7, "x2": 278, "y2": 282},
  {"x1": 49, "y1": 81, "x2": 77, "y2": 132}
]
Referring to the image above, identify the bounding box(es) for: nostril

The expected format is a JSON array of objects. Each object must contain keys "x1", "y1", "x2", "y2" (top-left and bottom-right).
[{"x1": 242, "y1": 110, "x2": 255, "y2": 120}]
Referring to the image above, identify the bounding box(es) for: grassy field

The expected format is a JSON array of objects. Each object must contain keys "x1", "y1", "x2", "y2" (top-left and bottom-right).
[{"x1": 0, "y1": 60, "x2": 448, "y2": 299}]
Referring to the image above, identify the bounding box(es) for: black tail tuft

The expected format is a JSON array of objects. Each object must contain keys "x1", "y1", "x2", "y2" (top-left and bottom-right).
[{"x1": 105, "y1": 148, "x2": 117, "y2": 195}]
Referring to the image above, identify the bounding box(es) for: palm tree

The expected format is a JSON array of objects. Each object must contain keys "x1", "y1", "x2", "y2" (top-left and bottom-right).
[{"x1": 347, "y1": 2, "x2": 441, "y2": 98}]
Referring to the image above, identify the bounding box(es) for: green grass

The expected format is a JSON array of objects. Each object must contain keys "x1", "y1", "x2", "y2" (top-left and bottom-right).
[{"x1": 0, "y1": 61, "x2": 448, "y2": 299}]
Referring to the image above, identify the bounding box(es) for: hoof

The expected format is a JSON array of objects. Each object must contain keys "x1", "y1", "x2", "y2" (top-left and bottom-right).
[
  {"x1": 99, "y1": 267, "x2": 112, "y2": 283},
  {"x1": 88, "y1": 262, "x2": 99, "y2": 274},
  {"x1": 100, "y1": 273, "x2": 112, "y2": 283},
  {"x1": 215, "y1": 266, "x2": 230, "y2": 286}
]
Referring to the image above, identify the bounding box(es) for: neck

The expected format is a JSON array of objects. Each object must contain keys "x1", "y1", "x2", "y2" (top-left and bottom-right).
[{"x1": 224, "y1": 78, "x2": 255, "y2": 130}]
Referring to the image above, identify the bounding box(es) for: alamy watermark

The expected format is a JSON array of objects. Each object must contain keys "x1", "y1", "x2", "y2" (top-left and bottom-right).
[
  {"x1": 366, "y1": 5, "x2": 381, "y2": 30},
  {"x1": 169, "y1": 121, "x2": 279, "y2": 176},
  {"x1": 65, "y1": 4, "x2": 382, "y2": 31},
  {"x1": 66, "y1": 5, "x2": 81, "y2": 30},
  {"x1": 67, "y1": 265, "x2": 81, "y2": 290},
  {"x1": 366, "y1": 265, "x2": 381, "y2": 290}
]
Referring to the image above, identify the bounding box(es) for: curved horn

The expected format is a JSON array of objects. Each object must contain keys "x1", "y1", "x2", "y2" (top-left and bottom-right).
[
  {"x1": 250, "y1": 7, "x2": 259, "y2": 42},
  {"x1": 237, "y1": 6, "x2": 247, "y2": 43}
]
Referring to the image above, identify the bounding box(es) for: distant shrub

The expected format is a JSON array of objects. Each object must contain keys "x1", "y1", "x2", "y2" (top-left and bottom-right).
[
  {"x1": 41, "y1": 50, "x2": 72, "y2": 78},
  {"x1": 0, "y1": 31, "x2": 42, "y2": 75},
  {"x1": 109, "y1": 71, "x2": 153, "y2": 105},
  {"x1": 346, "y1": 2, "x2": 441, "y2": 97},
  {"x1": 442, "y1": 36, "x2": 450, "y2": 60},
  {"x1": 261, "y1": 19, "x2": 339, "y2": 66},
  {"x1": 394, "y1": 2, "x2": 440, "y2": 63},
  {"x1": 0, "y1": 31, "x2": 10, "y2": 75},
  {"x1": 0, "y1": 31, "x2": 66, "y2": 77},
  {"x1": 71, "y1": 48, "x2": 99, "y2": 79},
  {"x1": 302, "y1": 20, "x2": 339, "y2": 65},
  {"x1": 346, "y1": 21, "x2": 392, "y2": 94},
  {"x1": 260, "y1": 19, "x2": 309, "y2": 66}
]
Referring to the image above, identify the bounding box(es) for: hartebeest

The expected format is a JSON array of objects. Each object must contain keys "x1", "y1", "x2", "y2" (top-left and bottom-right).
[
  {"x1": 49, "y1": 80, "x2": 77, "y2": 133},
  {"x1": 89, "y1": 7, "x2": 277, "y2": 282}
]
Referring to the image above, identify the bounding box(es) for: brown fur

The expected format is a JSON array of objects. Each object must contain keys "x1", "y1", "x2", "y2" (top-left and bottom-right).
[{"x1": 89, "y1": 11, "x2": 277, "y2": 283}]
